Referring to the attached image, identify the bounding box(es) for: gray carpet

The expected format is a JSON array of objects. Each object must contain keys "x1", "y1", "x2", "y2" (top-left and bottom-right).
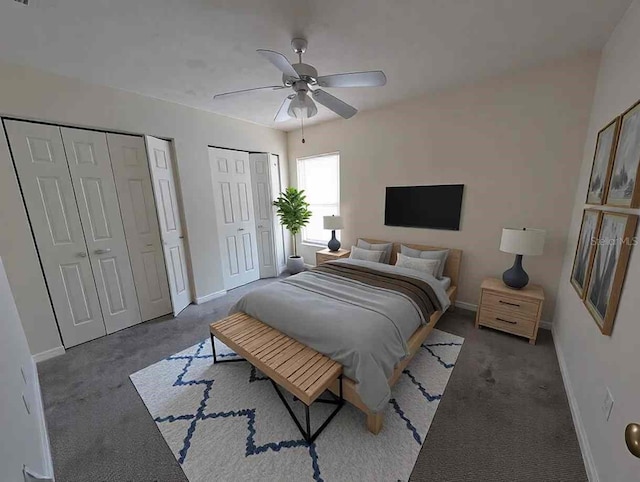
[{"x1": 37, "y1": 278, "x2": 587, "y2": 481}]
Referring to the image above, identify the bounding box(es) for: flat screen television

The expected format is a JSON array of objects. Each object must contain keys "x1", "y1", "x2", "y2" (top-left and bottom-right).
[{"x1": 385, "y1": 184, "x2": 464, "y2": 230}]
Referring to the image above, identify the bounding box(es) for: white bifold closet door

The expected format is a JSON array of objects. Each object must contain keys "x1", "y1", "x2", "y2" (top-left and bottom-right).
[
  {"x1": 60, "y1": 127, "x2": 142, "y2": 335},
  {"x1": 249, "y1": 152, "x2": 278, "y2": 278},
  {"x1": 107, "y1": 133, "x2": 172, "y2": 321},
  {"x1": 146, "y1": 136, "x2": 192, "y2": 315},
  {"x1": 209, "y1": 147, "x2": 260, "y2": 290},
  {"x1": 4, "y1": 120, "x2": 107, "y2": 347}
]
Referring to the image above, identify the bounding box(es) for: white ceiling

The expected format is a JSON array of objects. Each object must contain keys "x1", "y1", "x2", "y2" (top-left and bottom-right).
[{"x1": 0, "y1": 0, "x2": 632, "y2": 131}]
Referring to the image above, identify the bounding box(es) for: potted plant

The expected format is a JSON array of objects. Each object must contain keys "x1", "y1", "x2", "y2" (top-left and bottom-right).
[{"x1": 273, "y1": 187, "x2": 312, "y2": 274}]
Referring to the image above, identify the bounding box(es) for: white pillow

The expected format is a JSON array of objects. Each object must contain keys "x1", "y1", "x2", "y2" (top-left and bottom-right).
[
  {"x1": 395, "y1": 252, "x2": 440, "y2": 277},
  {"x1": 357, "y1": 239, "x2": 393, "y2": 264},
  {"x1": 400, "y1": 245, "x2": 449, "y2": 279},
  {"x1": 350, "y1": 245, "x2": 385, "y2": 263}
]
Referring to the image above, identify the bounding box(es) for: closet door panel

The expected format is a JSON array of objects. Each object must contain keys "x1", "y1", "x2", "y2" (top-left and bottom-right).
[
  {"x1": 61, "y1": 127, "x2": 141, "y2": 334},
  {"x1": 249, "y1": 153, "x2": 277, "y2": 278},
  {"x1": 4, "y1": 120, "x2": 106, "y2": 347},
  {"x1": 145, "y1": 136, "x2": 191, "y2": 315},
  {"x1": 210, "y1": 147, "x2": 260, "y2": 289},
  {"x1": 107, "y1": 133, "x2": 172, "y2": 321}
]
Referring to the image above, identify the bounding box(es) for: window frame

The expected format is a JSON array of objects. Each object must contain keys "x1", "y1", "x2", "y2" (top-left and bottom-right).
[{"x1": 296, "y1": 152, "x2": 340, "y2": 246}]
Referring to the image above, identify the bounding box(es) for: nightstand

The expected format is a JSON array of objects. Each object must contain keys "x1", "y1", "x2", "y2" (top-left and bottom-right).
[
  {"x1": 315, "y1": 248, "x2": 350, "y2": 265},
  {"x1": 475, "y1": 277, "x2": 544, "y2": 344}
]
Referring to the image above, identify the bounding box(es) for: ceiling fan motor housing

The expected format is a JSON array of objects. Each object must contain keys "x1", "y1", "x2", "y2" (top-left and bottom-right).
[{"x1": 283, "y1": 63, "x2": 318, "y2": 86}]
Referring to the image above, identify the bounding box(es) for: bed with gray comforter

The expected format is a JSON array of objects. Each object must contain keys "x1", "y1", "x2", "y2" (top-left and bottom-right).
[{"x1": 229, "y1": 258, "x2": 451, "y2": 412}]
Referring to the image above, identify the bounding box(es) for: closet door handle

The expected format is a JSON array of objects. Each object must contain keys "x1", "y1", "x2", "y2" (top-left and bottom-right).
[
  {"x1": 496, "y1": 317, "x2": 517, "y2": 325},
  {"x1": 94, "y1": 248, "x2": 112, "y2": 255},
  {"x1": 258, "y1": 225, "x2": 264, "y2": 229},
  {"x1": 76, "y1": 252, "x2": 87, "y2": 258},
  {"x1": 238, "y1": 228, "x2": 245, "y2": 232}
]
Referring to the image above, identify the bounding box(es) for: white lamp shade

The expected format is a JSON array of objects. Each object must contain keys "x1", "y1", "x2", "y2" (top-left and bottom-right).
[
  {"x1": 500, "y1": 228, "x2": 545, "y2": 256},
  {"x1": 323, "y1": 215, "x2": 344, "y2": 230}
]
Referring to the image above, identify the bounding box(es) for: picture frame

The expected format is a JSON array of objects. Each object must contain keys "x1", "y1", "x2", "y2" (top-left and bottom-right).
[
  {"x1": 606, "y1": 99, "x2": 640, "y2": 208},
  {"x1": 584, "y1": 212, "x2": 638, "y2": 335},
  {"x1": 570, "y1": 209, "x2": 602, "y2": 299},
  {"x1": 586, "y1": 118, "x2": 619, "y2": 205}
]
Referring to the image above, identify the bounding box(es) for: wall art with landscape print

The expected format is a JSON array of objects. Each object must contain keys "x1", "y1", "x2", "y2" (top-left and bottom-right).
[
  {"x1": 586, "y1": 118, "x2": 619, "y2": 204},
  {"x1": 571, "y1": 209, "x2": 602, "y2": 298},
  {"x1": 606, "y1": 100, "x2": 640, "y2": 207},
  {"x1": 585, "y1": 212, "x2": 638, "y2": 335}
]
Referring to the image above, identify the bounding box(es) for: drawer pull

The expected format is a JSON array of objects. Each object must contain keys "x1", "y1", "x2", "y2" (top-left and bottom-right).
[
  {"x1": 496, "y1": 317, "x2": 517, "y2": 325},
  {"x1": 499, "y1": 300, "x2": 520, "y2": 307}
]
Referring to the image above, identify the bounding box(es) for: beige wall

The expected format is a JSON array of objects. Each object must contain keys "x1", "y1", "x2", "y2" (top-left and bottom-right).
[
  {"x1": 553, "y1": 2, "x2": 640, "y2": 480},
  {"x1": 287, "y1": 53, "x2": 599, "y2": 319},
  {"x1": 0, "y1": 60, "x2": 287, "y2": 356}
]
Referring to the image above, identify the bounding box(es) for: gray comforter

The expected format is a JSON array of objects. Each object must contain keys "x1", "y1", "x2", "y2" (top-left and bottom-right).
[{"x1": 229, "y1": 259, "x2": 451, "y2": 412}]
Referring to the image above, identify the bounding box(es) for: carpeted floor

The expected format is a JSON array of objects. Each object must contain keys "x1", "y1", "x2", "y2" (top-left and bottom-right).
[{"x1": 37, "y1": 277, "x2": 587, "y2": 481}]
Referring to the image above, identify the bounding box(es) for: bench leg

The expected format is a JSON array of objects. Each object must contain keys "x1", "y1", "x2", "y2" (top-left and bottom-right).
[
  {"x1": 270, "y1": 376, "x2": 344, "y2": 443},
  {"x1": 366, "y1": 412, "x2": 383, "y2": 434},
  {"x1": 210, "y1": 333, "x2": 245, "y2": 364}
]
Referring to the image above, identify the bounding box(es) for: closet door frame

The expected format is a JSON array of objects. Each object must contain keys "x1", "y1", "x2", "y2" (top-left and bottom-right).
[{"x1": 3, "y1": 116, "x2": 192, "y2": 347}]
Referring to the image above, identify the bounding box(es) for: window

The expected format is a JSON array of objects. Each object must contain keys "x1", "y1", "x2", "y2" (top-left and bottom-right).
[{"x1": 297, "y1": 153, "x2": 340, "y2": 245}]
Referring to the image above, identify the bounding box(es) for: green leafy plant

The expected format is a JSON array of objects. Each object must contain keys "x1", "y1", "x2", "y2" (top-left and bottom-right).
[{"x1": 273, "y1": 187, "x2": 312, "y2": 257}]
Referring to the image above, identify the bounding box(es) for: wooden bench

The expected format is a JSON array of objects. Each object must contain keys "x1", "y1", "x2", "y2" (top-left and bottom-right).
[{"x1": 210, "y1": 312, "x2": 344, "y2": 442}]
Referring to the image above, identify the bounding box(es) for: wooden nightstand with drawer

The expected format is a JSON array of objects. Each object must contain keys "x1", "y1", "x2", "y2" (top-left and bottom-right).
[
  {"x1": 315, "y1": 248, "x2": 350, "y2": 265},
  {"x1": 475, "y1": 278, "x2": 544, "y2": 344}
]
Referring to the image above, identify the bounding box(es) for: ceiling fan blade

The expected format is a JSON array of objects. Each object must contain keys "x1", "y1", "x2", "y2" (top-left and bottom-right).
[
  {"x1": 317, "y1": 71, "x2": 387, "y2": 88},
  {"x1": 312, "y1": 90, "x2": 358, "y2": 119},
  {"x1": 213, "y1": 85, "x2": 286, "y2": 99},
  {"x1": 275, "y1": 95, "x2": 295, "y2": 122},
  {"x1": 257, "y1": 49, "x2": 300, "y2": 79}
]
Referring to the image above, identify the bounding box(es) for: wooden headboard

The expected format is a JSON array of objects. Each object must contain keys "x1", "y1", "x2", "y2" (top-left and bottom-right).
[{"x1": 360, "y1": 239, "x2": 462, "y2": 289}]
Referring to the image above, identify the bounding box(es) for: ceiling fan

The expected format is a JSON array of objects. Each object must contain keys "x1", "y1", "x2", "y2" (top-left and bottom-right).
[{"x1": 213, "y1": 38, "x2": 387, "y2": 123}]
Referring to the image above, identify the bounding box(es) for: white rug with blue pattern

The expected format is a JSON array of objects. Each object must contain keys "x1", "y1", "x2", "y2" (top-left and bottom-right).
[{"x1": 130, "y1": 328, "x2": 463, "y2": 482}]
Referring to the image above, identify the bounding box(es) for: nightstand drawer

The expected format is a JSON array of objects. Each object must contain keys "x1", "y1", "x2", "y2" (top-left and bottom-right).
[
  {"x1": 482, "y1": 291, "x2": 540, "y2": 320},
  {"x1": 478, "y1": 308, "x2": 536, "y2": 338},
  {"x1": 316, "y1": 254, "x2": 334, "y2": 265}
]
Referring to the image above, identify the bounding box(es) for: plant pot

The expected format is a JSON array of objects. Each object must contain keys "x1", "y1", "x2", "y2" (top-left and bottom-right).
[{"x1": 287, "y1": 255, "x2": 305, "y2": 274}]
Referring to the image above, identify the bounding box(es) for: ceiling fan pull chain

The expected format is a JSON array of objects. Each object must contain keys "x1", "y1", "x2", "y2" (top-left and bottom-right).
[{"x1": 301, "y1": 117, "x2": 305, "y2": 144}]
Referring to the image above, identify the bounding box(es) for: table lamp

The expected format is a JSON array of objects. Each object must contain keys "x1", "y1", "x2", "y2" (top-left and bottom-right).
[
  {"x1": 323, "y1": 215, "x2": 344, "y2": 252},
  {"x1": 500, "y1": 228, "x2": 545, "y2": 289}
]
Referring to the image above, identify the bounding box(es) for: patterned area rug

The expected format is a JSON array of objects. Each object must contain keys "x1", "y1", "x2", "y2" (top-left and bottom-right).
[{"x1": 130, "y1": 329, "x2": 463, "y2": 482}]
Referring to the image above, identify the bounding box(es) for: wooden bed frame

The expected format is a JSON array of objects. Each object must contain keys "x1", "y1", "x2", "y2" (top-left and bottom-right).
[{"x1": 326, "y1": 239, "x2": 462, "y2": 434}]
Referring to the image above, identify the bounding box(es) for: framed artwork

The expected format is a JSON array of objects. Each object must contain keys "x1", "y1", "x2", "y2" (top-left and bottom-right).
[
  {"x1": 570, "y1": 209, "x2": 602, "y2": 298},
  {"x1": 584, "y1": 212, "x2": 638, "y2": 335},
  {"x1": 606, "y1": 100, "x2": 640, "y2": 207},
  {"x1": 586, "y1": 118, "x2": 619, "y2": 204}
]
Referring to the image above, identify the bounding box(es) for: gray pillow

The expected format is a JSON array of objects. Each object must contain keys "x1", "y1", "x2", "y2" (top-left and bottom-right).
[
  {"x1": 350, "y1": 245, "x2": 385, "y2": 263},
  {"x1": 400, "y1": 245, "x2": 449, "y2": 279},
  {"x1": 357, "y1": 239, "x2": 393, "y2": 264}
]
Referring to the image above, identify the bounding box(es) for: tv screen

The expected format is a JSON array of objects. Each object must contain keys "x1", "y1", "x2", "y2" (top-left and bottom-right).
[{"x1": 385, "y1": 184, "x2": 464, "y2": 230}]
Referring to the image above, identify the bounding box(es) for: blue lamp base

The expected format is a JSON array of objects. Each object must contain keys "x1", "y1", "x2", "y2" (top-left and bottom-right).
[
  {"x1": 327, "y1": 230, "x2": 341, "y2": 252},
  {"x1": 502, "y1": 254, "x2": 529, "y2": 289}
]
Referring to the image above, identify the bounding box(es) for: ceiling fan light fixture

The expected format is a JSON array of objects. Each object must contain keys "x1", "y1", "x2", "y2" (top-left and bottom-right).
[{"x1": 287, "y1": 91, "x2": 318, "y2": 119}]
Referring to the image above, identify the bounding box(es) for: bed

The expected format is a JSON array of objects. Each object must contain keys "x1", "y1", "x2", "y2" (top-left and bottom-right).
[{"x1": 230, "y1": 239, "x2": 461, "y2": 434}]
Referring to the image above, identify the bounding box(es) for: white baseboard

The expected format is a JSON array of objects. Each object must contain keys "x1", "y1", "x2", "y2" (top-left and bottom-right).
[
  {"x1": 453, "y1": 300, "x2": 552, "y2": 330},
  {"x1": 552, "y1": 325, "x2": 599, "y2": 482},
  {"x1": 194, "y1": 290, "x2": 227, "y2": 304},
  {"x1": 33, "y1": 345, "x2": 65, "y2": 363}
]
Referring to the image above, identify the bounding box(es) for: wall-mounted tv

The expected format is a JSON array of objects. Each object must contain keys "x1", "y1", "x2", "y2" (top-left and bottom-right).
[{"x1": 385, "y1": 184, "x2": 464, "y2": 231}]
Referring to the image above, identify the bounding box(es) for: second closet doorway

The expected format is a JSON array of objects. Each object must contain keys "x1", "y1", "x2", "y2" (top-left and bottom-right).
[{"x1": 209, "y1": 147, "x2": 285, "y2": 291}]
